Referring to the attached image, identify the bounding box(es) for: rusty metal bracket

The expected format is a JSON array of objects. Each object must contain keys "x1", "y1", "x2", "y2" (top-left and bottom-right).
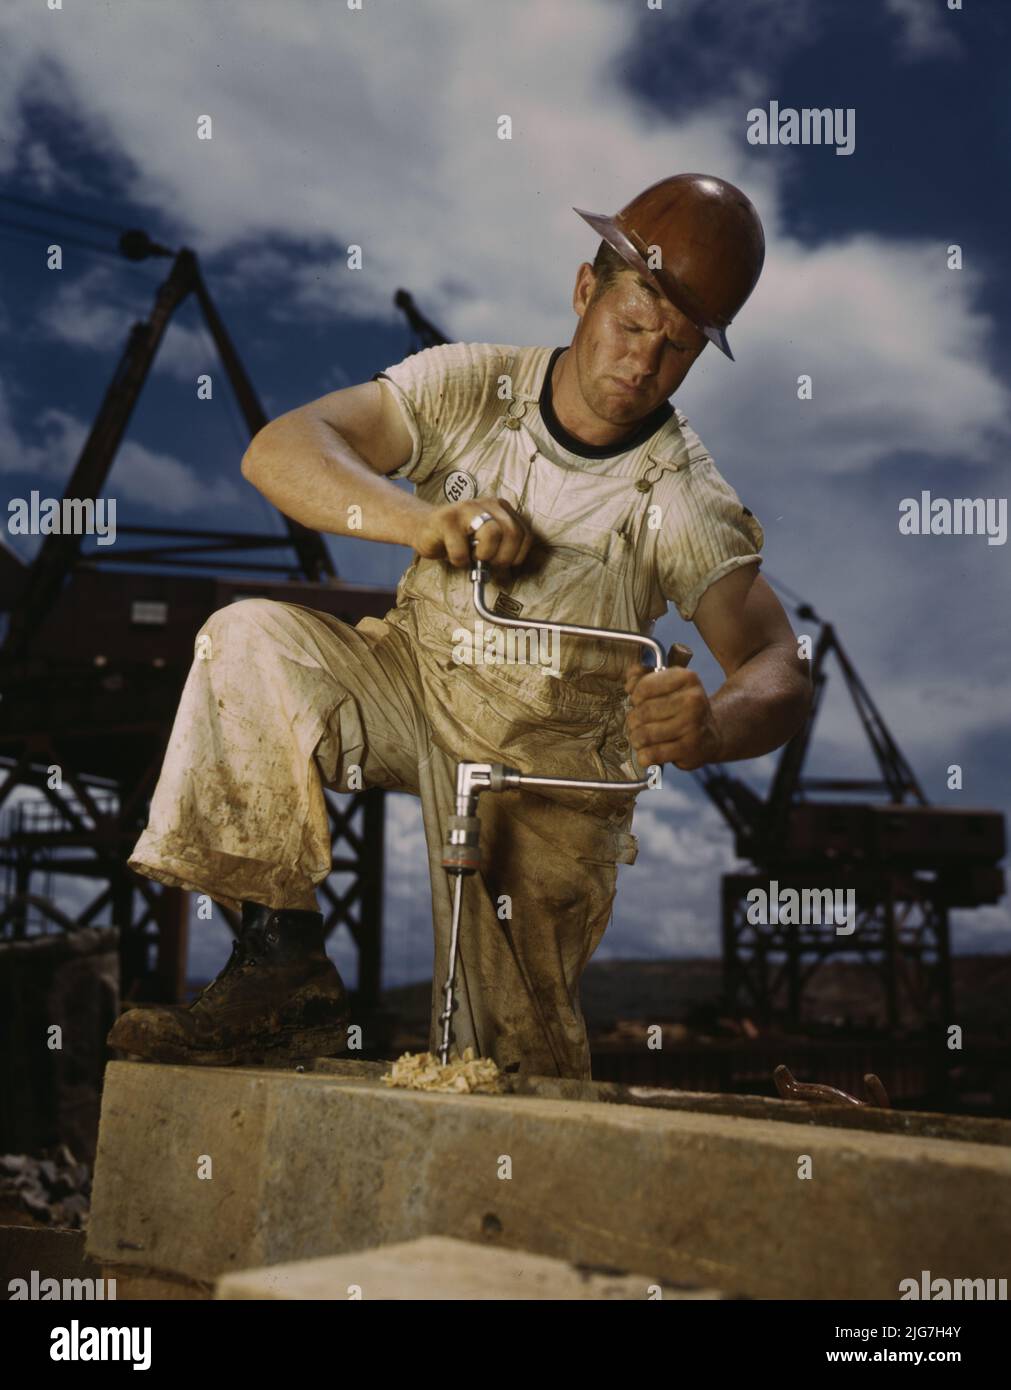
[{"x1": 774, "y1": 1064, "x2": 891, "y2": 1109}]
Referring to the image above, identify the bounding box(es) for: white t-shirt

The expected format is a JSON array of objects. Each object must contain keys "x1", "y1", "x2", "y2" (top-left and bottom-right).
[
  {"x1": 372, "y1": 340, "x2": 767, "y2": 811},
  {"x1": 371, "y1": 341, "x2": 764, "y2": 790},
  {"x1": 376, "y1": 340, "x2": 763, "y2": 622}
]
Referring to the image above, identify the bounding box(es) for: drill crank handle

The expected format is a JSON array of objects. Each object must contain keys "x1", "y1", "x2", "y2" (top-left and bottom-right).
[{"x1": 468, "y1": 542, "x2": 673, "y2": 671}]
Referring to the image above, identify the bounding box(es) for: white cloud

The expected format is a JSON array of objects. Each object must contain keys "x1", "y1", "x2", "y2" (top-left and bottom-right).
[
  {"x1": 381, "y1": 791, "x2": 434, "y2": 987},
  {"x1": 0, "y1": 2, "x2": 1002, "y2": 478},
  {"x1": 33, "y1": 266, "x2": 127, "y2": 351},
  {"x1": 31, "y1": 263, "x2": 217, "y2": 383},
  {"x1": 0, "y1": 379, "x2": 242, "y2": 521},
  {"x1": 952, "y1": 895, "x2": 1011, "y2": 954},
  {"x1": 383, "y1": 789, "x2": 429, "y2": 869},
  {"x1": 22, "y1": 139, "x2": 79, "y2": 195},
  {"x1": 630, "y1": 795, "x2": 738, "y2": 870},
  {"x1": 695, "y1": 231, "x2": 1008, "y2": 479},
  {"x1": 848, "y1": 673, "x2": 1010, "y2": 757},
  {"x1": 884, "y1": 0, "x2": 964, "y2": 62}
]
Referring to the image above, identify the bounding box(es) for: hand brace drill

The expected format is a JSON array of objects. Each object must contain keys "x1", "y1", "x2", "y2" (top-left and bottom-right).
[{"x1": 437, "y1": 532, "x2": 692, "y2": 1066}]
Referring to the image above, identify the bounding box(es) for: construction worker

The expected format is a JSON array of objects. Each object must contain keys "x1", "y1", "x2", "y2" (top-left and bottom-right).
[{"x1": 108, "y1": 173, "x2": 811, "y2": 1079}]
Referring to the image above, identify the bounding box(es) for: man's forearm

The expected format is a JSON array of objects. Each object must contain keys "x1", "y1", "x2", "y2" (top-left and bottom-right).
[
  {"x1": 709, "y1": 643, "x2": 812, "y2": 762},
  {"x1": 241, "y1": 414, "x2": 430, "y2": 546}
]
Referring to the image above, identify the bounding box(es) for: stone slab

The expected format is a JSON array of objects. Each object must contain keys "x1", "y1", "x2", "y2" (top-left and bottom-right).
[
  {"x1": 215, "y1": 1235, "x2": 726, "y2": 1300},
  {"x1": 88, "y1": 1061, "x2": 1011, "y2": 1300}
]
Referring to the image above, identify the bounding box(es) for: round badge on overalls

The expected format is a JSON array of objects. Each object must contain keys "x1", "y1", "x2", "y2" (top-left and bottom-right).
[{"x1": 443, "y1": 470, "x2": 478, "y2": 504}]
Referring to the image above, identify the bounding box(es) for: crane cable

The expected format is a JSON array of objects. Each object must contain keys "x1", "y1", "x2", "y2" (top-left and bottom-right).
[
  {"x1": 0, "y1": 192, "x2": 129, "y2": 234},
  {"x1": 0, "y1": 215, "x2": 122, "y2": 259}
]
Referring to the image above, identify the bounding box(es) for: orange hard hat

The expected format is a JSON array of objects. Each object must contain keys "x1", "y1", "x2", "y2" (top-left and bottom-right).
[{"x1": 574, "y1": 173, "x2": 765, "y2": 360}]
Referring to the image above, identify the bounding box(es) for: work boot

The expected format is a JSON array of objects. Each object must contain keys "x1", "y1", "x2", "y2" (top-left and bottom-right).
[{"x1": 106, "y1": 904, "x2": 350, "y2": 1066}]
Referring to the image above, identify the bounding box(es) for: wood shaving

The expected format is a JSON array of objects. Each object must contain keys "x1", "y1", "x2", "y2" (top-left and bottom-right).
[{"x1": 381, "y1": 1046, "x2": 510, "y2": 1095}]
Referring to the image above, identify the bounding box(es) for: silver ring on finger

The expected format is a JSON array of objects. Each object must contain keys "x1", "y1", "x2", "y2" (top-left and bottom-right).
[{"x1": 468, "y1": 511, "x2": 496, "y2": 535}]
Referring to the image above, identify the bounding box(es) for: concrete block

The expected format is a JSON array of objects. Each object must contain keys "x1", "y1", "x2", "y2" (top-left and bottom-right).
[
  {"x1": 88, "y1": 1061, "x2": 1011, "y2": 1300},
  {"x1": 215, "y1": 1235, "x2": 725, "y2": 1300}
]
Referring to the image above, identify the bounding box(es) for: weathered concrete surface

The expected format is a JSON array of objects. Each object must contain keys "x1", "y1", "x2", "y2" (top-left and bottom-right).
[
  {"x1": 88, "y1": 1061, "x2": 1011, "y2": 1300},
  {"x1": 216, "y1": 1235, "x2": 724, "y2": 1300},
  {"x1": 310, "y1": 1058, "x2": 1011, "y2": 1146}
]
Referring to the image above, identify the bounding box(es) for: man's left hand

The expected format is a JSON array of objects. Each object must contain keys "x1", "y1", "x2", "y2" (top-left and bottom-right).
[{"x1": 624, "y1": 664, "x2": 724, "y2": 771}]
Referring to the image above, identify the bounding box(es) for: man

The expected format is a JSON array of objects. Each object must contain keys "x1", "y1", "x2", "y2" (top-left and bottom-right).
[{"x1": 108, "y1": 173, "x2": 811, "y2": 1079}]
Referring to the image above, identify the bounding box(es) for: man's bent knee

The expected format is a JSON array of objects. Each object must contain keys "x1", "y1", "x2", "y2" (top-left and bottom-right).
[{"x1": 195, "y1": 597, "x2": 293, "y2": 661}]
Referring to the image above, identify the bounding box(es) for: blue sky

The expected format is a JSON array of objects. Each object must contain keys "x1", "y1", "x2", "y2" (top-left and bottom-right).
[{"x1": 1, "y1": 0, "x2": 1008, "y2": 989}]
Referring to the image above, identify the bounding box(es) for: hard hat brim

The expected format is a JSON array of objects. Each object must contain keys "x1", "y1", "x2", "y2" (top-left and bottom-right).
[{"x1": 574, "y1": 205, "x2": 736, "y2": 361}]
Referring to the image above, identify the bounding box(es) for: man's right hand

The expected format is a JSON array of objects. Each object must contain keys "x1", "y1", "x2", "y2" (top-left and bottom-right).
[{"x1": 412, "y1": 497, "x2": 535, "y2": 569}]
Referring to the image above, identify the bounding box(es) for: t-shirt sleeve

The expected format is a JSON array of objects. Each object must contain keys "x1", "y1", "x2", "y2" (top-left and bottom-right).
[
  {"x1": 656, "y1": 454, "x2": 765, "y2": 623},
  {"x1": 370, "y1": 342, "x2": 501, "y2": 486}
]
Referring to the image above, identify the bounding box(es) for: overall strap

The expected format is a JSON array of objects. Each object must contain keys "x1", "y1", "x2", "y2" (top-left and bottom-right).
[
  {"x1": 452, "y1": 348, "x2": 524, "y2": 464},
  {"x1": 639, "y1": 408, "x2": 695, "y2": 483}
]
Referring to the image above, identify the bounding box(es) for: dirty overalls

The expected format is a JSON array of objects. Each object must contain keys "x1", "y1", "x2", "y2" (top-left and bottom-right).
[{"x1": 128, "y1": 343, "x2": 762, "y2": 1079}]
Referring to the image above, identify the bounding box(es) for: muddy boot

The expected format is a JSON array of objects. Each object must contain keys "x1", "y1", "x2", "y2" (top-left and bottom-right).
[{"x1": 106, "y1": 904, "x2": 350, "y2": 1066}]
